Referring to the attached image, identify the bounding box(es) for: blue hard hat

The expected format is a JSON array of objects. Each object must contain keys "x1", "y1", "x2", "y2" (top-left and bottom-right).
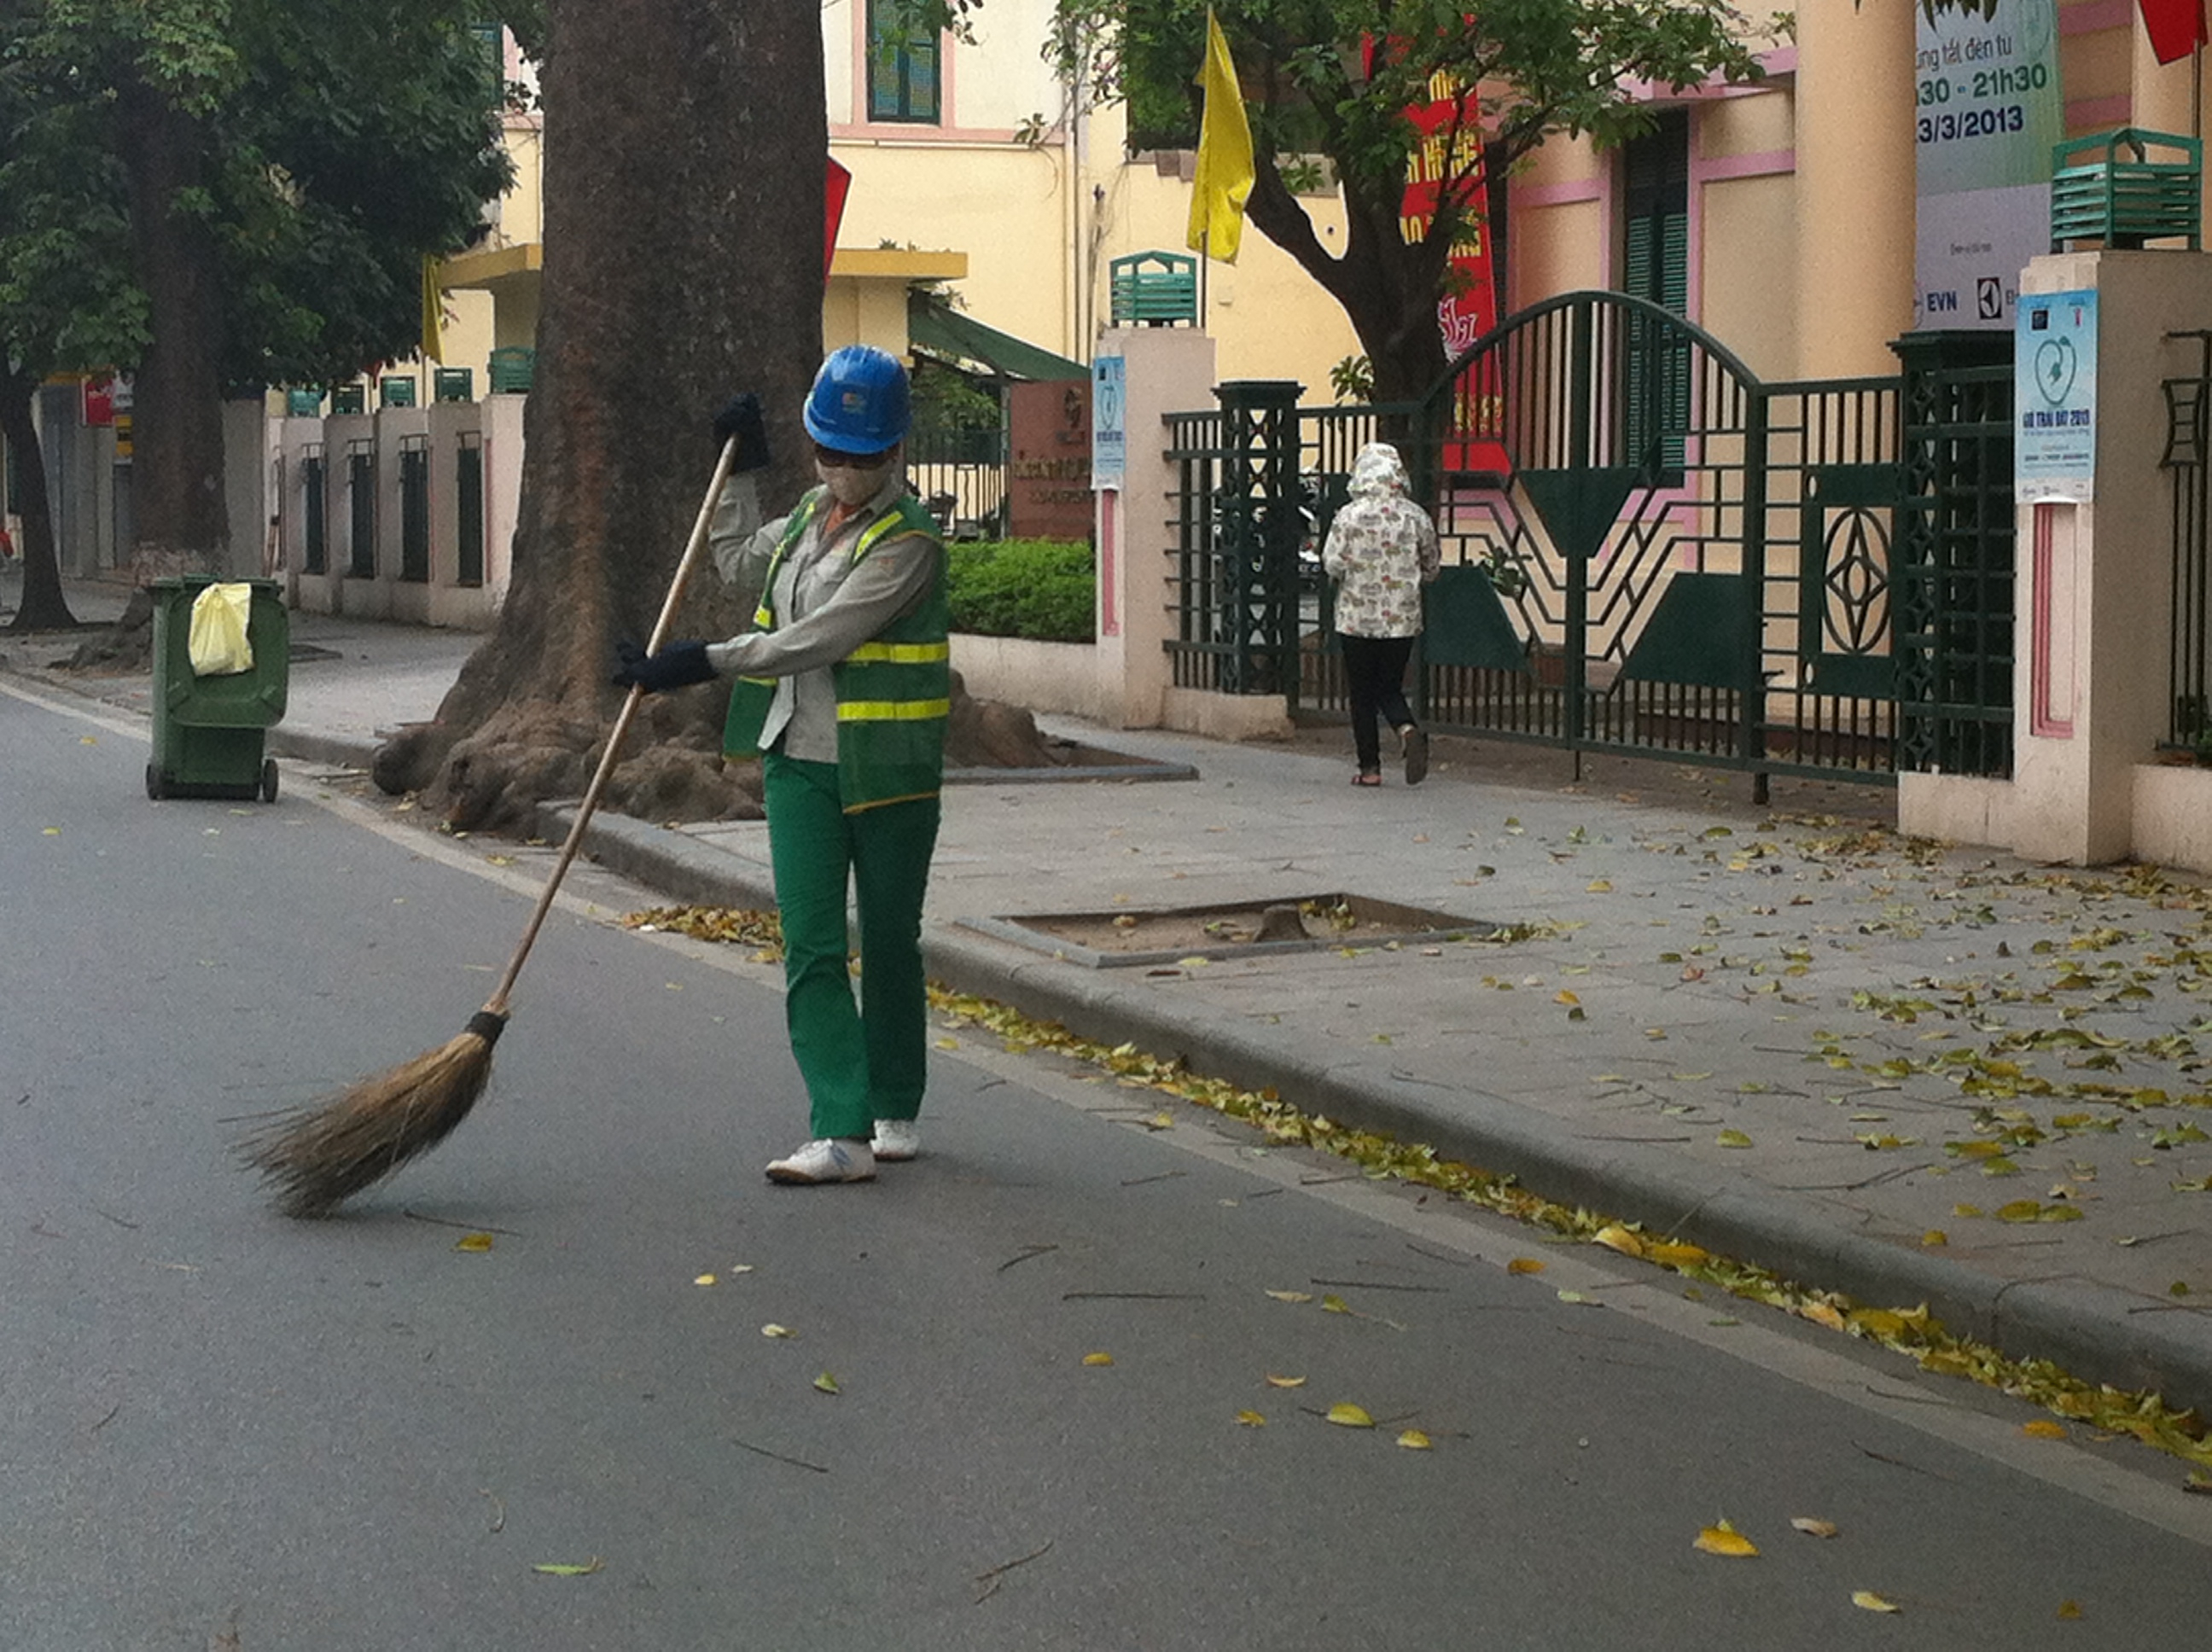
[{"x1": 803, "y1": 345, "x2": 911, "y2": 454}]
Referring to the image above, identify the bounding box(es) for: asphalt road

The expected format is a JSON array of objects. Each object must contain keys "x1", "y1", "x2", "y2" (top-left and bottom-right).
[{"x1": 7, "y1": 679, "x2": 2212, "y2": 1651}]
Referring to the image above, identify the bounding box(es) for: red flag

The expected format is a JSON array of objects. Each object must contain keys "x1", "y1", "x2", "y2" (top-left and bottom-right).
[
  {"x1": 2140, "y1": 0, "x2": 2207, "y2": 65},
  {"x1": 825, "y1": 156, "x2": 852, "y2": 282}
]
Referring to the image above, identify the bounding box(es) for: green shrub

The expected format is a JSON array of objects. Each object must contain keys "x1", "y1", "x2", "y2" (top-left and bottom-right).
[{"x1": 946, "y1": 538, "x2": 1095, "y2": 643}]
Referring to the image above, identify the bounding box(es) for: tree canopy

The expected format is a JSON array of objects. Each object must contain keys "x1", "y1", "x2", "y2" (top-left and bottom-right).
[
  {"x1": 1050, "y1": 0, "x2": 1772, "y2": 398},
  {"x1": 1, "y1": 0, "x2": 516, "y2": 568}
]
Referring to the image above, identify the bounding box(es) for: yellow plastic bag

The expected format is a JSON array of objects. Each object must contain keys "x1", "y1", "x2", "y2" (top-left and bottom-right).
[{"x1": 187, "y1": 583, "x2": 256, "y2": 677}]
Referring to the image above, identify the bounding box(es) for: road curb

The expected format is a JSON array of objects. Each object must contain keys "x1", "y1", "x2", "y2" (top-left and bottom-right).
[{"x1": 547, "y1": 800, "x2": 2212, "y2": 1419}]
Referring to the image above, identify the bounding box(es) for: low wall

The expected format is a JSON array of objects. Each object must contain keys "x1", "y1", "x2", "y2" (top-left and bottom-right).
[
  {"x1": 2132, "y1": 764, "x2": 2212, "y2": 875},
  {"x1": 951, "y1": 634, "x2": 1114, "y2": 722}
]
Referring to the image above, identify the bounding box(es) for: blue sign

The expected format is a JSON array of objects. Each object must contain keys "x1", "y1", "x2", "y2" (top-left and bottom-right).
[
  {"x1": 1091, "y1": 354, "x2": 1126, "y2": 488},
  {"x1": 2015, "y1": 288, "x2": 2097, "y2": 503}
]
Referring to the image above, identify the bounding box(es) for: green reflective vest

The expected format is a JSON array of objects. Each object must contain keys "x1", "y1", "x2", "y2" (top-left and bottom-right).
[{"x1": 722, "y1": 488, "x2": 951, "y2": 813}]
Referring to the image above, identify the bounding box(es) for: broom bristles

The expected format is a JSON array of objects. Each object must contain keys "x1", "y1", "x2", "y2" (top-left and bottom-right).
[{"x1": 240, "y1": 1011, "x2": 506, "y2": 1219}]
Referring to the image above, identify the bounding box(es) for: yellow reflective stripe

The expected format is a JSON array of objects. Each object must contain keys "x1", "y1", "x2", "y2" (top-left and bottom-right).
[
  {"x1": 836, "y1": 698, "x2": 952, "y2": 723},
  {"x1": 846, "y1": 641, "x2": 950, "y2": 664}
]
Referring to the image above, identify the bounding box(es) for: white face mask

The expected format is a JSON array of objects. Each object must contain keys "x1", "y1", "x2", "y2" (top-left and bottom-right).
[{"x1": 818, "y1": 456, "x2": 893, "y2": 507}]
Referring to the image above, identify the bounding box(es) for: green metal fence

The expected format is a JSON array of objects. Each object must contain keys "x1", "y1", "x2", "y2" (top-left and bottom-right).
[
  {"x1": 1165, "y1": 291, "x2": 2018, "y2": 792},
  {"x1": 2165, "y1": 330, "x2": 2212, "y2": 755}
]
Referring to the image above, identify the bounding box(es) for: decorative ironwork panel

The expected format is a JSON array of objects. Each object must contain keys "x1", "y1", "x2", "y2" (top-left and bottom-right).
[{"x1": 1891, "y1": 334, "x2": 2015, "y2": 777}]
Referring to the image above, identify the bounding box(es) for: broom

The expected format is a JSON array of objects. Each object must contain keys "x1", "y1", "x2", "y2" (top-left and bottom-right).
[{"x1": 241, "y1": 434, "x2": 743, "y2": 1218}]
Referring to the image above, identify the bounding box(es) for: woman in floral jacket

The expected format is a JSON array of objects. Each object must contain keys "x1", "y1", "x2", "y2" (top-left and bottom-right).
[{"x1": 1322, "y1": 441, "x2": 1441, "y2": 785}]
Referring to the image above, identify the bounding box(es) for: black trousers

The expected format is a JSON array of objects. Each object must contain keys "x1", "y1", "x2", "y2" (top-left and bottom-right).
[{"x1": 1340, "y1": 632, "x2": 1416, "y2": 773}]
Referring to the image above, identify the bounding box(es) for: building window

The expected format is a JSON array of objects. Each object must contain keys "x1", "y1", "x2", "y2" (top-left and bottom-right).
[
  {"x1": 868, "y1": 0, "x2": 940, "y2": 124},
  {"x1": 1621, "y1": 110, "x2": 1689, "y2": 480}
]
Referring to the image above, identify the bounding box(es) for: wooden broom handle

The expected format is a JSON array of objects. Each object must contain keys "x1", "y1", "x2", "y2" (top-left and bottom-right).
[{"x1": 483, "y1": 435, "x2": 742, "y2": 1015}]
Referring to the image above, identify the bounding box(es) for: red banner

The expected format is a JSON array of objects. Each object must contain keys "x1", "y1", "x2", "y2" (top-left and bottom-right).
[
  {"x1": 1393, "y1": 68, "x2": 1506, "y2": 473},
  {"x1": 2139, "y1": 0, "x2": 2208, "y2": 64}
]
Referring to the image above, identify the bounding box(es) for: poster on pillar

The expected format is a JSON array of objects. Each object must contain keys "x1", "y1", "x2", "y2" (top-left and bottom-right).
[
  {"x1": 1912, "y1": 0, "x2": 2064, "y2": 331},
  {"x1": 2015, "y1": 288, "x2": 2097, "y2": 503}
]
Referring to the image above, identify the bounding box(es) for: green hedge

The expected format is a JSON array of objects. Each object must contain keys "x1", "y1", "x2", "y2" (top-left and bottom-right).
[{"x1": 945, "y1": 538, "x2": 1095, "y2": 643}]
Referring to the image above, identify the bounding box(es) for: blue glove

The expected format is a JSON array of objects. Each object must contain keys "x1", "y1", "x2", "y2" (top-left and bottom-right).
[
  {"x1": 712, "y1": 393, "x2": 771, "y2": 474},
  {"x1": 613, "y1": 639, "x2": 715, "y2": 694}
]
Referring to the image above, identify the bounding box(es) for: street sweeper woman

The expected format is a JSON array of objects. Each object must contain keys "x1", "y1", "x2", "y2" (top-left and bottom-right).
[{"x1": 615, "y1": 345, "x2": 948, "y2": 1186}]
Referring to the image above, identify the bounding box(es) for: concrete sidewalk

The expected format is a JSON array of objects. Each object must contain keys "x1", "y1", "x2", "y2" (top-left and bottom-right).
[{"x1": 11, "y1": 568, "x2": 2212, "y2": 1419}]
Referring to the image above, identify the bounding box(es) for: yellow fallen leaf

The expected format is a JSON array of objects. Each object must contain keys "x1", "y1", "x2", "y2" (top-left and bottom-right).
[
  {"x1": 1555, "y1": 989, "x2": 1581, "y2": 1007},
  {"x1": 1790, "y1": 1517, "x2": 1839, "y2": 1539},
  {"x1": 934, "y1": 1038, "x2": 961, "y2": 1050},
  {"x1": 1852, "y1": 1591, "x2": 1901, "y2": 1614},
  {"x1": 1144, "y1": 1112, "x2": 1175, "y2": 1131},
  {"x1": 1082, "y1": 1352, "x2": 1114, "y2": 1367},
  {"x1": 1235, "y1": 1410, "x2": 1267, "y2": 1427},
  {"x1": 1265, "y1": 1374, "x2": 1307, "y2": 1388},
  {"x1": 2057, "y1": 1600, "x2": 2082, "y2": 1620},
  {"x1": 813, "y1": 1371, "x2": 841, "y2": 1394},
  {"x1": 693, "y1": 1273, "x2": 717, "y2": 1287},
  {"x1": 1693, "y1": 1521, "x2": 1759, "y2": 1557},
  {"x1": 1997, "y1": 1199, "x2": 2044, "y2": 1223},
  {"x1": 454, "y1": 1232, "x2": 493, "y2": 1253},
  {"x1": 1507, "y1": 1257, "x2": 1546, "y2": 1275},
  {"x1": 1264, "y1": 1289, "x2": 1314, "y2": 1303},
  {"x1": 42, "y1": 828, "x2": 60, "y2": 836},
  {"x1": 761, "y1": 1323, "x2": 794, "y2": 1339},
  {"x1": 1586, "y1": 879, "x2": 1613, "y2": 893},
  {"x1": 1922, "y1": 1230, "x2": 1948, "y2": 1247},
  {"x1": 1556, "y1": 1289, "x2": 1593, "y2": 1305},
  {"x1": 1799, "y1": 1301, "x2": 1846, "y2": 1331},
  {"x1": 2023, "y1": 1419, "x2": 2068, "y2": 1440},
  {"x1": 533, "y1": 1559, "x2": 602, "y2": 1577},
  {"x1": 1592, "y1": 1224, "x2": 1644, "y2": 1259},
  {"x1": 1396, "y1": 1428, "x2": 1433, "y2": 1450},
  {"x1": 1326, "y1": 1402, "x2": 1376, "y2": 1428},
  {"x1": 1716, "y1": 1129, "x2": 1753, "y2": 1149},
  {"x1": 1321, "y1": 1294, "x2": 1351, "y2": 1314}
]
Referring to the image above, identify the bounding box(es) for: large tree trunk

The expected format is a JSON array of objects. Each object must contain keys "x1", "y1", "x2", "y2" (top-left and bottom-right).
[
  {"x1": 1, "y1": 369, "x2": 78, "y2": 633},
  {"x1": 116, "y1": 80, "x2": 229, "y2": 573},
  {"x1": 392, "y1": 0, "x2": 828, "y2": 832}
]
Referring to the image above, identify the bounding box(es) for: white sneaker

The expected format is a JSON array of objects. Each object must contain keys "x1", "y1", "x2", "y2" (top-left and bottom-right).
[
  {"x1": 765, "y1": 1137, "x2": 876, "y2": 1184},
  {"x1": 871, "y1": 1119, "x2": 922, "y2": 1161}
]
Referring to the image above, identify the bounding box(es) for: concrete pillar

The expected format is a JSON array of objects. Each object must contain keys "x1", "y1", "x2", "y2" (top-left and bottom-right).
[
  {"x1": 482, "y1": 389, "x2": 527, "y2": 607},
  {"x1": 1794, "y1": 0, "x2": 1918, "y2": 376},
  {"x1": 1092, "y1": 325, "x2": 1215, "y2": 728},
  {"x1": 2128, "y1": 26, "x2": 2209, "y2": 237},
  {"x1": 2008, "y1": 250, "x2": 2212, "y2": 863}
]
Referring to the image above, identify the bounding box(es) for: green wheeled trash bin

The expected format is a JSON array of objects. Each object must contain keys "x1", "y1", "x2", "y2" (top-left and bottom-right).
[{"x1": 145, "y1": 576, "x2": 289, "y2": 803}]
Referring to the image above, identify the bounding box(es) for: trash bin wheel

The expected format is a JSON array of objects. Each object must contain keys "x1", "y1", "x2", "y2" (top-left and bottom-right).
[
  {"x1": 145, "y1": 763, "x2": 165, "y2": 800},
  {"x1": 259, "y1": 758, "x2": 280, "y2": 804}
]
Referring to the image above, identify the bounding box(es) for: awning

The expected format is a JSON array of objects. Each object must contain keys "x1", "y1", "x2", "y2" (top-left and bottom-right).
[{"x1": 907, "y1": 293, "x2": 1086, "y2": 381}]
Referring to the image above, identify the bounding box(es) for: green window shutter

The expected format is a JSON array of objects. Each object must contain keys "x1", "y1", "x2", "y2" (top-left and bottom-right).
[{"x1": 868, "y1": 0, "x2": 940, "y2": 123}]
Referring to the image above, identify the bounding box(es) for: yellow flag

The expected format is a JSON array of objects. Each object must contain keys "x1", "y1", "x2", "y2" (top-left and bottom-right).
[
  {"x1": 1186, "y1": 9, "x2": 1254, "y2": 265},
  {"x1": 420, "y1": 257, "x2": 445, "y2": 363}
]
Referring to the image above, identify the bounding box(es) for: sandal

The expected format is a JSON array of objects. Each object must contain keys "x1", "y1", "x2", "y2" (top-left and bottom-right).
[{"x1": 1352, "y1": 771, "x2": 1382, "y2": 787}]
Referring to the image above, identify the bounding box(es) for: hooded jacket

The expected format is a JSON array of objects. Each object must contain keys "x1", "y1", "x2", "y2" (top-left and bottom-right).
[{"x1": 1321, "y1": 442, "x2": 1440, "y2": 639}]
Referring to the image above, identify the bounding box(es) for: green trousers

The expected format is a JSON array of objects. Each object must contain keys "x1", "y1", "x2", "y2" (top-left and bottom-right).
[{"x1": 763, "y1": 752, "x2": 941, "y2": 1141}]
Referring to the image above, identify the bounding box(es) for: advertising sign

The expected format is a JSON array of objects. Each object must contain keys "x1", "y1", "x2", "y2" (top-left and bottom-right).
[
  {"x1": 1091, "y1": 354, "x2": 1126, "y2": 489},
  {"x1": 1913, "y1": 0, "x2": 2064, "y2": 330},
  {"x1": 2015, "y1": 288, "x2": 2097, "y2": 502},
  {"x1": 1006, "y1": 380, "x2": 1093, "y2": 542}
]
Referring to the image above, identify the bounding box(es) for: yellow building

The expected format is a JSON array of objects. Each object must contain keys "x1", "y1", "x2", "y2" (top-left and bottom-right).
[{"x1": 428, "y1": 6, "x2": 1365, "y2": 405}]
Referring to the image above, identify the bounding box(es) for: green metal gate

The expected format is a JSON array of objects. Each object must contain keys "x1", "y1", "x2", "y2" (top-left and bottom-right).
[{"x1": 1167, "y1": 294, "x2": 2017, "y2": 790}]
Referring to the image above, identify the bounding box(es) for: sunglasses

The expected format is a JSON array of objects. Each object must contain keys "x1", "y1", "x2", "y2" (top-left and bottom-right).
[{"x1": 812, "y1": 443, "x2": 894, "y2": 469}]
